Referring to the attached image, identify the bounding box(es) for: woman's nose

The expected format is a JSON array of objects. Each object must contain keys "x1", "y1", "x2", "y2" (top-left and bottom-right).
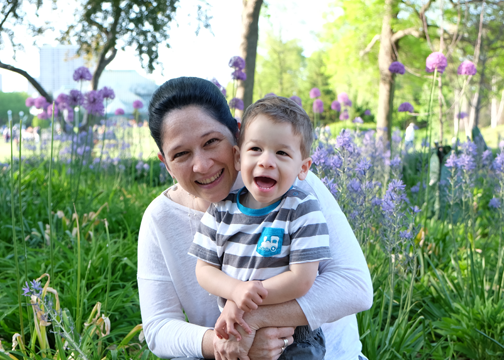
[{"x1": 192, "y1": 152, "x2": 214, "y2": 173}]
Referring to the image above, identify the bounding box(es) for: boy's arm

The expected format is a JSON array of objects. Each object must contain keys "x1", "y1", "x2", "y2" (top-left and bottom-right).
[
  {"x1": 260, "y1": 262, "x2": 319, "y2": 305},
  {"x1": 195, "y1": 260, "x2": 267, "y2": 311}
]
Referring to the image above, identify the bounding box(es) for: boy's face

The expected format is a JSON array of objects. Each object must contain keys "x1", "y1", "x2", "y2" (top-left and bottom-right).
[{"x1": 233, "y1": 114, "x2": 312, "y2": 208}]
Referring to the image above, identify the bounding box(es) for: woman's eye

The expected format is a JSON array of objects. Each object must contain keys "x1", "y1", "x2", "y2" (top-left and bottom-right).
[
  {"x1": 205, "y1": 138, "x2": 219, "y2": 146},
  {"x1": 173, "y1": 151, "x2": 187, "y2": 159}
]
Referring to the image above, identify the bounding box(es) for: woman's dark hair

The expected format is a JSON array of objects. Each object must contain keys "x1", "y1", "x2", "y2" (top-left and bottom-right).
[{"x1": 148, "y1": 77, "x2": 238, "y2": 155}]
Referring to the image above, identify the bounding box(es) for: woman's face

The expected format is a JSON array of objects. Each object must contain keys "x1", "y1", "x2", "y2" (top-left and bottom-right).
[{"x1": 159, "y1": 106, "x2": 238, "y2": 203}]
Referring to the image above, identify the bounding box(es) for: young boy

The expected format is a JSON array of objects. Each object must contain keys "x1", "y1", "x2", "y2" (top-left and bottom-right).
[{"x1": 188, "y1": 96, "x2": 331, "y2": 358}]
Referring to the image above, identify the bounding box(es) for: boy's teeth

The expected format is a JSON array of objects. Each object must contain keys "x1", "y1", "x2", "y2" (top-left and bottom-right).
[{"x1": 199, "y1": 170, "x2": 222, "y2": 184}]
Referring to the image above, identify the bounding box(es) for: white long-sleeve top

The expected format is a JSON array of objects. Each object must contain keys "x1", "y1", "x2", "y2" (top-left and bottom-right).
[{"x1": 137, "y1": 171, "x2": 373, "y2": 359}]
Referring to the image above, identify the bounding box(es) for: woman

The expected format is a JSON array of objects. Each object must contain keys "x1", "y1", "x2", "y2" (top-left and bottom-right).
[{"x1": 138, "y1": 77, "x2": 373, "y2": 360}]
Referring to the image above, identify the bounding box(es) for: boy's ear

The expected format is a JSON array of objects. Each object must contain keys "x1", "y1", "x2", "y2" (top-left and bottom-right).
[
  {"x1": 233, "y1": 145, "x2": 241, "y2": 172},
  {"x1": 298, "y1": 157, "x2": 312, "y2": 181}
]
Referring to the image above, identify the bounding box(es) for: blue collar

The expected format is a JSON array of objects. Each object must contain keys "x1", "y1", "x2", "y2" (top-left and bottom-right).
[{"x1": 236, "y1": 187, "x2": 283, "y2": 216}]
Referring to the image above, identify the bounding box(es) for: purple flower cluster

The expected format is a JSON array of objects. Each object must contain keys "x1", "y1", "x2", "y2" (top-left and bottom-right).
[
  {"x1": 69, "y1": 90, "x2": 84, "y2": 107},
  {"x1": 337, "y1": 92, "x2": 352, "y2": 107},
  {"x1": 100, "y1": 86, "x2": 115, "y2": 100},
  {"x1": 290, "y1": 95, "x2": 302, "y2": 106},
  {"x1": 84, "y1": 90, "x2": 105, "y2": 116},
  {"x1": 133, "y1": 100, "x2": 144, "y2": 110},
  {"x1": 339, "y1": 109, "x2": 349, "y2": 121},
  {"x1": 313, "y1": 99, "x2": 324, "y2": 114},
  {"x1": 331, "y1": 100, "x2": 341, "y2": 112},
  {"x1": 398, "y1": 102, "x2": 414, "y2": 113},
  {"x1": 229, "y1": 56, "x2": 246, "y2": 81},
  {"x1": 389, "y1": 61, "x2": 405, "y2": 75},
  {"x1": 229, "y1": 97, "x2": 244, "y2": 110},
  {"x1": 457, "y1": 60, "x2": 477, "y2": 76},
  {"x1": 115, "y1": 108, "x2": 125, "y2": 116},
  {"x1": 73, "y1": 66, "x2": 93, "y2": 81},
  {"x1": 426, "y1": 52, "x2": 447, "y2": 73},
  {"x1": 310, "y1": 88, "x2": 321, "y2": 98}
]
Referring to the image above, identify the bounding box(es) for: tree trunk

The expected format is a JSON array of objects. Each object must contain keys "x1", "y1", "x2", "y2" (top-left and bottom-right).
[
  {"x1": 235, "y1": 0, "x2": 263, "y2": 118},
  {"x1": 491, "y1": 76, "x2": 504, "y2": 128},
  {"x1": 376, "y1": 0, "x2": 394, "y2": 143},
  {"x1": 92, "y1": 47, "x2": 118, "y2": 90},
  {"x1": 0, "y1": 60, "x2": 53, "y2": 103}
]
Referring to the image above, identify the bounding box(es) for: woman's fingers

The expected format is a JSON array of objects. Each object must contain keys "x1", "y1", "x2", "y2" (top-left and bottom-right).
[{"x1": 275, "y1": 326, "x2": 295, "y2": 339}]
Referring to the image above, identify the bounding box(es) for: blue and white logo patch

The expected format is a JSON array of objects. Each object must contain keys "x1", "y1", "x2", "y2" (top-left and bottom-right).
[{"x1": 256, "y1": 228, "x2": 284, "y2": 257}]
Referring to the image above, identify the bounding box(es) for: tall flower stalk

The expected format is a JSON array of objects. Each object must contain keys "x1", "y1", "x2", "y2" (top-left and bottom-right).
[
  {"x1": 48, "y1": 103, "x2": 56, "y2": 283},
  {"x1": 10, "y1": 119, "x2": 24, "y2": 342}
]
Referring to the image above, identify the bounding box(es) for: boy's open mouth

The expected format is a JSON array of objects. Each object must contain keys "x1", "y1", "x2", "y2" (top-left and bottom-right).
[{"x1": 254, "y1": 176, "x2": 277, "y2": 189}]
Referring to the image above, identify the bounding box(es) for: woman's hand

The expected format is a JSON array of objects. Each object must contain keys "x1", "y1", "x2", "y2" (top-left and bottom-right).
[
  {"x1": 248, "y1": 327, "x2": 295, "y2": 360},
  {"x1": 213, "y1": 326, "x2": 255, "y2": 360}
]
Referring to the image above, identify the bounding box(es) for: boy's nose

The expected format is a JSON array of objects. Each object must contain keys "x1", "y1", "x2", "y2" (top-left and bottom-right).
[{"x1": 258, "y1": 152, "x2": 276, "y2": 168}]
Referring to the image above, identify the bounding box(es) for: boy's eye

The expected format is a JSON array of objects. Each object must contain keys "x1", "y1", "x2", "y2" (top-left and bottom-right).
[
  {"x1": 250, "y1": 147, "x2": 261, "y2": 152},
  {"x1": 277, "y1": 151, "x2": 289, "y2": 156}
]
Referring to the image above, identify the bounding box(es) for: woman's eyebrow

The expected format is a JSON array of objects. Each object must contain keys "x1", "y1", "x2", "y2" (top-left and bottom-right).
[{"x1": 168, "y1": 131, "x2": 222, "y2": 152}]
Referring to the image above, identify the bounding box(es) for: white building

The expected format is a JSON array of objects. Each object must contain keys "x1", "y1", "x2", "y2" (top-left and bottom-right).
[
  {"x1": 39, "y1": 45, "x2": 86, "y2": 95},
  {"x1": 0, "y1": 74, "x2": 3, "y2": 92}
]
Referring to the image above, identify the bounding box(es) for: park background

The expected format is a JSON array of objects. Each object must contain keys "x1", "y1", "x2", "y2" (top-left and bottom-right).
[{"x1": 1, "y1": 0, "x2": 504, "y2": 359}]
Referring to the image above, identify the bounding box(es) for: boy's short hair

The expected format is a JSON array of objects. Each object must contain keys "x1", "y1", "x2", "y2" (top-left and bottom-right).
[{"x1": 240, "y1": 96, "x2": 313, "y2": 159}]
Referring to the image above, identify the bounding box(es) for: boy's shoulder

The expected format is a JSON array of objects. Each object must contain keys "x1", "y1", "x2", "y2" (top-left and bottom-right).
[
  {"x1": 284, "y1": 185, "x2": 316, "y2": 202},
  {"x1": 211, "y1": 188, "x2": 241, "y2": 211}
]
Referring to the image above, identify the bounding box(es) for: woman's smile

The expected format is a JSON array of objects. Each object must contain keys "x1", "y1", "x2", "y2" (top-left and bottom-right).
[{"x1": 195, "y1": 169, "x2": 224, "y2": 185}]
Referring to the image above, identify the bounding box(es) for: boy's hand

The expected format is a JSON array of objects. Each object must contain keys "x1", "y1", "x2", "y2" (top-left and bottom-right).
[
  {"x1": 215, "y1": 300, "x2": 252, "y2": 341},
  {"x1": 231, "y1": 281, "x2": 268, "y2": 312}
]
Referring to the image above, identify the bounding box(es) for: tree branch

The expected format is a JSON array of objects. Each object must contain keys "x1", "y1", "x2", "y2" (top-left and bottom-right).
[
  {"x1": 419, "y1": 0, "x2": 434, "y2": 50},
  {"x1": 0, "y1": 0, "x2": 19, "y2": 32},
  {"x1": 391, "y1": 27, "x2": 423, "y2": 42},
  {"x1": 360, "y1": 34, "x2": 381, "y2": 57},
  {"x1": 0, "y1": 60, "x2": 53, "y2": 102}
]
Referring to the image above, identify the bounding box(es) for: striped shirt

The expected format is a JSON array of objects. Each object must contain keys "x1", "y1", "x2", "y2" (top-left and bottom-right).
[{"x1": 189, "y1": 186, "x2": 331, "y2": 282}]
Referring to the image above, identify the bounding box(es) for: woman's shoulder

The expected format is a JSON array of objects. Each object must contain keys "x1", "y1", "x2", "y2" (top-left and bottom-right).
[
  {"x1": 142, "y1": 187, "x2": 187, "y2": 224},
  {"x1": 294, "y1": 171, "x2": 331, "y2": 199}
]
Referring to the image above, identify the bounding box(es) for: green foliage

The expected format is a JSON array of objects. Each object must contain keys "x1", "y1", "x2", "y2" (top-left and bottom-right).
[
  {"x1": 31, "y1": 116, "x2": 50, "y2": 129},
  {"x1": 0, "y1": 92, "x2": 30, "y2": 126}
]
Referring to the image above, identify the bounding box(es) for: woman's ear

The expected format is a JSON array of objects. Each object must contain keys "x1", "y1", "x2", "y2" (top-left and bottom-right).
[
  {"x1": 158, "y1": 152, "x2": 175, "y2": 179},
  {"x1": 233, "y1": 145, "x2": 241, "y2": 172},
  {"x1": 298, "y1": 157, "x2": 312, "y2": 181}
]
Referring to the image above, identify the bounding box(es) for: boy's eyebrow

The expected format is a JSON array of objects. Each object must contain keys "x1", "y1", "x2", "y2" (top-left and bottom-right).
[{"x1": 246, "y1": 138, "x2": 296, "y2": 151}]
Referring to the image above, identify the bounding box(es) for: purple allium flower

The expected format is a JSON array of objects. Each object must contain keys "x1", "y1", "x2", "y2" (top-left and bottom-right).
[
  {"x1": 290, "y1": 95, "x2": 302, "y2": 106},
  {"x1": 458, "y1": 154, "x2": 476, "y2": 172},
  {"x1": 232, "y1": 69, "x2": 247, "y2": 81},
  {"x1": 265, "y1": 92, "x2": 276, "y2": 97},
  {"x1": 133, "y1": 100, "x2": 144, "y2": 110},
  {"x1": 38, "y1": 111, "x2": 49, "y2": 120},
  {"x1": 100, "y1": 86, "x2": 115, "y2": 100},
  {"x1": 489, "y1": 197, "x2": 501, "y2": 209},
  {"x1": 339, "y1": 110, "x2": 349, "y2": 121},
  {"x1": 211, "y1": 78, "x2": 227, "y2": 97},
  {"x1": 347, "y1": 178, "x2": 362, "y2": 194},
  {"x1": 229, "y1": 97, "x2": 244, "y2": 110},
  {"x1": 310, "y1": 88, "x2": 321, "y2": 98},
  {"x1": 68, "y1": 90, "x2": 84, "y2": 107},
  {"x1": 364, "y1": 109, "x2": 371, "y2": 116},
  {"x1": 457, "y1": 60, "x2": 477, "y2": 76},
  {"x1": 73, "y1": 66, "x2": 93, "y2": 81},
  {"x1": 389, "y1": 61, "x2": 405, "y2": 75},
  {"x1": 313, "y1": 99, "x2": 324, "y2": 114},
  {"x1": 47, "y1": 104, "x2": 58, "y2": 117},
  {"x1": 84, "y1": 90, "x2": 105, "y2": 116},
  {"x1": 331, "y1": 100, "x2": 341, "y2": 112},
  {"x1": 398, "y1": 102, "x2": 414, "y2": 113},
  {"x1": 115, "y1": 108, "x2": 125, "y2": 116},
  {"x1": 229, "y1": 56, "x2": 245, "y2": 70},
  {"x1": 353, "y1": 117, "x2": 364, "y2": 124},
  {"x1": 25, "y1": 97, "x2": 35, "y2": 107},
  {"x1": 337, "y1": 92, "x2": 352, "y2": 106},
  {"x1": 458, "y1": 112, "x2": 468, "y2": 119},
  {"x1": 426, "y1": 52, "x2": 448, "y2": 74},
  {"x1": 34, "y1": 96, "x2": 48, "y2": 109},
  {"x1": 390, "y1": 155, "x2": 401, "y2": 168},
  {"x1": 493, "y1": 153, "x2": 504, "y2": 173}
]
